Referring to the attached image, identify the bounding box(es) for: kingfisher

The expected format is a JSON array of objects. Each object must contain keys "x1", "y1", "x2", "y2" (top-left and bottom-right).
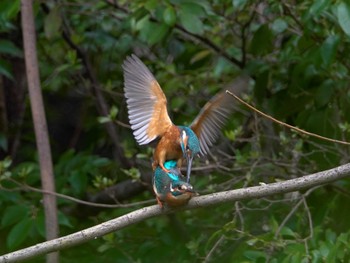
[
  {"x1": 153, "y1": 160, "x2": 196, "y2": 208},
  {"x1": 123, "y1": 54, "x2": 249, "y2": 183}
]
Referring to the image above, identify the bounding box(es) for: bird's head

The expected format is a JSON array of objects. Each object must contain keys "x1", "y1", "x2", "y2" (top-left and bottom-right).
[
  {"x1": 165, "y1": 180, "x2": 197, "y2": 206},
  {"x1": 169, "y1": 180, "x2": 195, "y2": 197},
  {"x1": 179, "y1": 126, "x2": 200, "y2": 183}
]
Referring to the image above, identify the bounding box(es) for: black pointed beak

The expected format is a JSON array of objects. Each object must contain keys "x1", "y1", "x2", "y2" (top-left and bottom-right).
[{"x1": 186, "y1": 155, "x2": 193, "y2": 183}]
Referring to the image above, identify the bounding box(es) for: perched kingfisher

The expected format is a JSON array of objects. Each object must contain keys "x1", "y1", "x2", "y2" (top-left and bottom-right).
[
  {"x1": 153, "y1": 160, "x2": 196, "y2": 208},
  {"x1": 123, "y1": 54, "x2": 249, "y2": 182}
]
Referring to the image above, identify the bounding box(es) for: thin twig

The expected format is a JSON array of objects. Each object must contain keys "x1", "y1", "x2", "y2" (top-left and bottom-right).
[
  {"x1": 226, "y1": 91, "x2": 350, "y2": 146},
  {"x1": 274, "y1": 186, "x2": 318, "y2": 239},
  {"x1": 203, "y1": 235, "x2": 225, "y2": 263},
  {"x1": 302, "y1": 197, "x2": 314, "y2": 241},
  {"x1": 1, "y1": 179, "x2": 154, "y2": 208}
]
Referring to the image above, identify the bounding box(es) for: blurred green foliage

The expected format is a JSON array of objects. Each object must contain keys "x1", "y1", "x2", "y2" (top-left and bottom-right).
[{"x1": 1, "y1": 0, "x2": 350, "y2": 262}]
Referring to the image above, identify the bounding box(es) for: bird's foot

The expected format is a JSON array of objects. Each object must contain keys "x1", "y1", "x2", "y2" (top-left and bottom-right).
[
  {"x1": 156, "y1": 197, "x2": 164, "y2": 209},
  {"x1": 159, "y1": 164, "x2": 170, "y2": 173}
]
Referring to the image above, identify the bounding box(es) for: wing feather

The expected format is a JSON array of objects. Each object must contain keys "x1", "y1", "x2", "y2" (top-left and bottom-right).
[
  {"x1": 123, "y1": 54, "x2": 173, "y2": 145},
  {"x1": 191, "y1": 75, "x2": 250, "y2": 155}
]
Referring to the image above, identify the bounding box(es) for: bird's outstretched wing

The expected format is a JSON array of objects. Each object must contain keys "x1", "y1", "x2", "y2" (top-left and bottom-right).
[
  {"x1": 191, "y1": 75, "x2": 250, "y2": 155},
  {"x1": 123, "y1": 54, "x2": 173, "y2": 145}
]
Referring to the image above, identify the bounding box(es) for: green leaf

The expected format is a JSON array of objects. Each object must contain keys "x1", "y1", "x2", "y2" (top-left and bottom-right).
[
  {"x1": 148, "y1": 23, "x2": 169, "y2": 45},
  {"x1": 338, "y1": 232, "x2": 349, "y2": 245},
  {"x1": 44, "y1": 7, "x2": 62, "y2": 39},
  {"x1": 109, "y1": 106, "x2": 119, "y2": 119},
  {"x1": 179, "y1": 12, "x2": 203, "y2": 35},
  {"x1": 320, "y1": 35, "x2": 340, "y2": 66},
  {"x1": 122, "y1": 167, "x2": 141, "y2": 181},
  {"x1": 163, "y1": 6, "x2": 176, "y2": 26},
  {"x1": 303, "y1": 0, "x2": 330, "y2": 21},
  {"x1": 58, "y1": 210, "x2": 73, "y2": 228},
  {"x1": 315, "y1": 79, "x2": 333, "y2": 107},
  {"x1": 280, "y1": 226, "x2": 296, "y2": 238},
  {"x1": 0, "y1": 40, "x2": 22, "y2": 57},
  {"x1": 97, "y1": 116, "x2": 111, "y2": 124},
  {"x1": 337, "y1": 2, "x2": 350, "y2": 37},
  {"x1": 0, "y1": 0, "x2": 20, "y2": 21},
  {"x1": 249, "y1": 24, "x2": 273, "y2": 55},
  {"x1": 244, "y1": 250, "x2": 266, "y2": 260},
  {"x1": 213, "y1": 57, "x2": 232, "y2": 77},
  {"x1": 1, "y1": 205, "x2": 29, "y2": 227},
  {"x1": 144, "y1": 0, "x2": 158, "y2": 11},
  {"x1": 1, "y1": 156, "x2": 11, "y2": 169},
  {"x1": 232, "y1": 0, "x2": 247, "y2": 10},
  {"x1": 91, "y1": 157, "x2": 110, "y2": 166},
  {"x1": 7, "y1": 218, "x2": 33, "y2": 249},
  {"x1": 69, "y1": 170, "x2": 87, "y2": 195},
  {"x1": 137, "y1": 17, "x2": 169, "y2": 45},
  {"x1": 0, "y1": 58, "x2": 13, "y2": 80},
  {"x1": 179, "y1": 2, "x2": 205, "y2": 17},
  {"x1": 271, "y1": 18, "x2": 288, "y2": 34},
  {"x1": 34, "y1": 210, "x2": 46, "y2": 238},
  {"x1": 135, "y1": 15, "x2": 150, "y2": 31},
  {"x1": 190, "y1": 50, "x2": 211, "y2": 64}
]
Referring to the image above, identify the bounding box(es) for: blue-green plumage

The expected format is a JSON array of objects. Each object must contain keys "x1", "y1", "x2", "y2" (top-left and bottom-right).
[
  {"x1": 178, "y1": 126, "x2": 200, "y2": 154},
  {"x1": 178, "y1": 126, "x2": 200, "y2": 183},
  {"x1": 153, "y1": 160, "x2": 196, "y2": 207}
]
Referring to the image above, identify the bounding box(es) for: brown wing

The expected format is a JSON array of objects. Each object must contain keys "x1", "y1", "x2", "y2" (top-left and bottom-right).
[
  {"x1": 122, "y1": 54, "x2": 173, "y2": 145},
  {"x1": 191, "y1": 75, "x2": 250, "y2": 155}
]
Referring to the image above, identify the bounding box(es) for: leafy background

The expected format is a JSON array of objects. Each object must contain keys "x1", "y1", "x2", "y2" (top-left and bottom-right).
[{"x1": 1, "y1": 0, "x2": 350, "y2": 262}]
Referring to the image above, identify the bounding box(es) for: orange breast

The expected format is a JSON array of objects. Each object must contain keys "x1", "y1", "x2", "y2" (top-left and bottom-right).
[
  {"x1": 153, "y1": 125, "x2": 183, "y2": 168},
  {"x1": 164, "y1": 192, "x2": 193, "y2": 207}
]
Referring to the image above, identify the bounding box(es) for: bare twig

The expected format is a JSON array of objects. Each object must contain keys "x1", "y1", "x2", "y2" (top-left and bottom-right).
[
  {"x1": 1, "y1": 179, "x2": 154, "y2": 208},
  {"x1": 203, "y1": 235, "x2": 225, "y2": 263},
  {"x1": 302, "y1": 197, "x2": 314, "y2": 241},
  {"x1": 1, "y1": 162, "x2": 350, "y2": 263},
  {"x1": 274, "y1": 187, "x2": 318, "y2": 239},
  {"x1": 226, "y1": 91, "x2": 350, "y2": 146},
  {"x1": 20, "y1": 1, "x2": 59, "y2": 262},
  {"x1": 173, "y1": 23, "x2": 244, "y2": 68}
]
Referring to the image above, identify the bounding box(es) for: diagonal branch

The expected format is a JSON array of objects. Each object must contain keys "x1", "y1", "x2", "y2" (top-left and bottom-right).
[
  {"x1": 1, "y1": 162, "x2": 350, "y2": 263},
  {"x1": 173, "y1": 23, "x2": 244, "y2": 68},
  {"x1": 226, "y1": 90, "x2": 350, "y2": 146}
]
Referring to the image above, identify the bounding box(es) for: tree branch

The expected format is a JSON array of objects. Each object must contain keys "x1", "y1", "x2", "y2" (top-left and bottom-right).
[
  {"x1": 20, "y1": 1, "x2": 58, "y2": 262},
  {"x1": 173, "y1": 23, "x2": 244, "y2": 68},
  {"x1": 226, "y1": 90, "x2": 350, "y2": 146},
  {"x1": 1, "y1": 162, "x2": 350, "y2": 263}
]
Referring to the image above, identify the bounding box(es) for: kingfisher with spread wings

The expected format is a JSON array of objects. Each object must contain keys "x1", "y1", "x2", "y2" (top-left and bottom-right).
[{"x1": 123, "y1": 54, "x2": 249, "y2": 183}]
